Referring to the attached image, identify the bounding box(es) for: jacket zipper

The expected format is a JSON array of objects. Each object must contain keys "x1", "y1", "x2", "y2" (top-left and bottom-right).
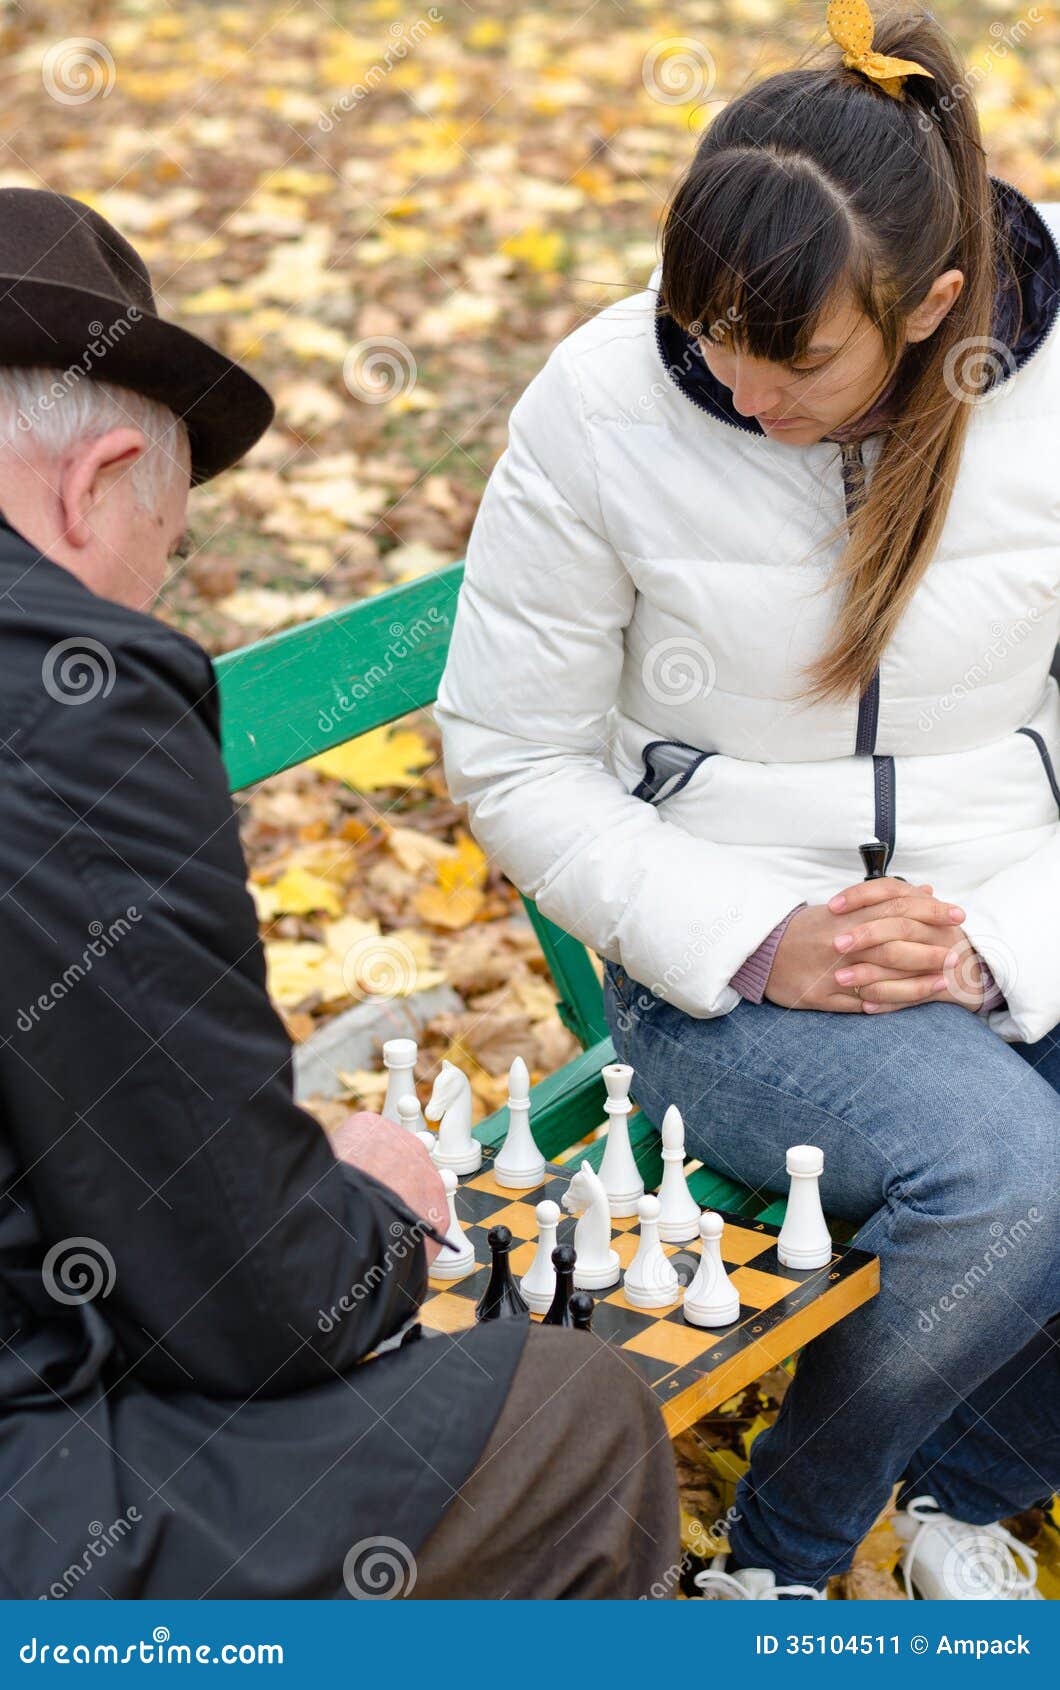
[{"x1": 842, "y1": 442, "x2": 897, "y2": 870}]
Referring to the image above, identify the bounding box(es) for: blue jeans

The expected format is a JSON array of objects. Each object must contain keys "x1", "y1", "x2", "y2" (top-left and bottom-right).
[{"x1": 602, "y1": 962, "x2": 1060, "y2": 1589}]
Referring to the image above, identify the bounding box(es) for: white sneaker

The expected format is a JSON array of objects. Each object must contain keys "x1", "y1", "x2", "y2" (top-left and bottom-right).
[
  {"x1": 694, "y1": 1554, "x2": 826, "y2": 1600},
  {"x1": 893, "y1": 1495, "x2": 1043, "y2": 1600}
]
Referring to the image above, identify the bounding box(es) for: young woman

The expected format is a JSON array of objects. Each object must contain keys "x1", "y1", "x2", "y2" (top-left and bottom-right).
[{"x1": 437, "y1": 2, "x2": 1060, "y2": 1599}]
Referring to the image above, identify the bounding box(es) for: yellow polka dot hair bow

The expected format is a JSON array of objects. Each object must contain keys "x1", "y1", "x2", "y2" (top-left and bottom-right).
[{"x1": 826, "y1": 0, "x2": 934, "y2": 99}]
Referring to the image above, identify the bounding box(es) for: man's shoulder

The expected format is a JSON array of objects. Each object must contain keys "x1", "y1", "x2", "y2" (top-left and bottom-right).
[{"x1": 0, "y1": 541, "x2": 217, "y2": 741}]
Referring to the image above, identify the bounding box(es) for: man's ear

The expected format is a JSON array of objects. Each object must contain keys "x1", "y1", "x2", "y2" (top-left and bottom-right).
[
  {"x1": 905, "y1": 269, "x2": 965, "y2": 345},
  {"x1": 59, "y1": 427, "x2": 147, "y2": 549}
]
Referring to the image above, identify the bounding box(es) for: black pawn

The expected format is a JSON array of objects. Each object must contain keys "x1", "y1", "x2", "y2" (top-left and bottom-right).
[
  {"x1": 859, "y1": 839, "x2": 887, "y2": 880},
  {"x1": 475, "y1": 1225, "x2": 529, "y2": 1322},
  {"x1": 569, "y1": 1291, "x2": 594, "y2": 1333},
  {"x1": 542, "y1": 1243, "x2": 576, "y2": 1327}
]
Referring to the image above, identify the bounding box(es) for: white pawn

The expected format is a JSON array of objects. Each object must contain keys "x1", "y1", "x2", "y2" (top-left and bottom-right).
[
  {"x1": 562, "y1": 1161, "x2": 620, "y2": 1290},
  {"x1": 683, "y1": 1212, "x2": 740, "y2": 1327},
  {"x1": 520, "y1": 1200, "x2": 561, "y2": 1313},
  {"x1": 382, "y1": 1038, "x2": 420, "y2": 1127},
  {"x1": 494, "y1": 1056, "x2": 546, "y2": 1189},
  {"x1": 413, "y1": 1127, "x2": 437, "y2": 1153},
  {"x1": 598, "y1": 1063, "x2": 645, "y2": 1217},
  {"x1": 430, "y1": 1168, "x2": 476, "y2": 1281},
  {"x1": 656, "y1": 1105, "x2": 701, "y2": 1243},
  {"x1": 398, "y1": 1096, "x2": 427, "y2": 1138},
  {"x1": 624, "y1": 1195, "x2": 681, "y2": 1308},
  {"x1": 777, "y1": 1145, "x2": 832, "y2": 1269}
]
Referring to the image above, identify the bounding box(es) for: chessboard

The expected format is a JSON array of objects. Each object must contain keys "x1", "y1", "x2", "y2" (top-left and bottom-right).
[{"x1": 419, "y1": 1148, "x2": 880, "y2": 1436}]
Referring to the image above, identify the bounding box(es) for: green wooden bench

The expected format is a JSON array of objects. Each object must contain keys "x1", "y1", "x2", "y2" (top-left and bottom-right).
[{"x1": 214, "y1": 560, "x2": 787, "y2": 1228}]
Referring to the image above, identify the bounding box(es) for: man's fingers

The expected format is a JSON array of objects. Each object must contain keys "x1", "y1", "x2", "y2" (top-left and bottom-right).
[{"x1": 828, "y1": 878, "x2": 937, "y2": 914}]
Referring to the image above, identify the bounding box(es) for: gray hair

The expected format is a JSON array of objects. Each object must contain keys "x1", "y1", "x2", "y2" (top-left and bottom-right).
[{"x1": 0, "y1": 366, "x2": 189, "y2": 504}]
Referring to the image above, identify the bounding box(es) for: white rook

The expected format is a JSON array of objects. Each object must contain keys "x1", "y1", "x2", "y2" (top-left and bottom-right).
[
  {"x1": 598, "y1": 1062, "x2": 645, "y2": 1218},
  {"x1": 382, "y1": 1039, "x2": 420, "y2": 1127},
  {"x1": 777, "y1": 1145, "x2": 832, "y2": 1270}
]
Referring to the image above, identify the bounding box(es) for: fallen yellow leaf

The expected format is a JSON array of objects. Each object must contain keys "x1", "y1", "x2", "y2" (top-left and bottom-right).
[{"x1": 310, "y1": 725, "x2": 434, "y2": 792}]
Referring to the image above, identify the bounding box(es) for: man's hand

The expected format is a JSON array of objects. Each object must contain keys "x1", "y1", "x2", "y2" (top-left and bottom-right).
[
  {"x1": 765, "y1": 879, "x2": 973, "y2": 1012},
  {"x1": 330, "y1": 1111, "x2": 448, "y2": 1266}
]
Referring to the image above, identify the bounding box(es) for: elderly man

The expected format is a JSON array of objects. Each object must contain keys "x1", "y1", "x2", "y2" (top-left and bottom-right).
[{"x1": 0, "y1": 189, "x2": 677, "y2": 1600}]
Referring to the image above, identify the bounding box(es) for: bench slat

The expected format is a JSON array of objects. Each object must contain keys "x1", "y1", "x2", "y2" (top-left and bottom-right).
[{"x1": 216, "y1": 565, "x2": 464, "y2": 791}]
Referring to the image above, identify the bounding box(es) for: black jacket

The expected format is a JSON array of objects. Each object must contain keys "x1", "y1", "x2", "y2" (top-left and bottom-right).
[{"x1": 0, "y1": 518, "x2": 526, "y2": 1598}]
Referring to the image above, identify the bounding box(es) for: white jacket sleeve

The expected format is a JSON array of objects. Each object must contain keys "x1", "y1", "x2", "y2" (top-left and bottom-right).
[
  {"x1": 961, "y1": 825, "x2": 1060, "y2": 1044},
  {"x1": 434, "y1": 340, "x2": 804, "y2": 1019}
]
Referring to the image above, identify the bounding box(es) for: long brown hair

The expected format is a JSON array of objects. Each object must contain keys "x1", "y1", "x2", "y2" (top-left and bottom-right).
[{"x1": 658, "y1": 6, "x2": 1016, "y2": 705}]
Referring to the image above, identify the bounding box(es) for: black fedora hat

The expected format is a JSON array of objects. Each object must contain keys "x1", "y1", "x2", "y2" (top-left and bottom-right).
[{"x1": 0, "y1": 187, "x2": 274, "y2": 484}]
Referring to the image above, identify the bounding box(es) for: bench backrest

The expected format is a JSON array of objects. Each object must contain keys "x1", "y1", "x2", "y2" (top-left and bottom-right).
[{"x1": 214, "y1": 564, "x2": 609, "y2": 1048}]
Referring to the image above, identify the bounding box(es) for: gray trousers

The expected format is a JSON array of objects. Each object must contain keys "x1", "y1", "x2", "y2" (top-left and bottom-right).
[{"x1": 412, "y1": 1326, "x2": 681, "y2": 1598}]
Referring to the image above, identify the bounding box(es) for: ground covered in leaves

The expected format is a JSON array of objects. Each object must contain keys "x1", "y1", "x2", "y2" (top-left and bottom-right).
[{"x1": 5, "y1": 0, "x2": 1058, "y2": 1590}]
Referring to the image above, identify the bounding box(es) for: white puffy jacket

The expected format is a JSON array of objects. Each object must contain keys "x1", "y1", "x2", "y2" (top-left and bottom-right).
[{"x1": 436, "y1": 183, "x2": 1060, "y2": 1045}]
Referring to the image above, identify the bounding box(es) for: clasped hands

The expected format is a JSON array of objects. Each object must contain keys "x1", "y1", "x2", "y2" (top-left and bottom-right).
[{"x1": 765, "y1": 876, "x2": 992, "y2": 1015}]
